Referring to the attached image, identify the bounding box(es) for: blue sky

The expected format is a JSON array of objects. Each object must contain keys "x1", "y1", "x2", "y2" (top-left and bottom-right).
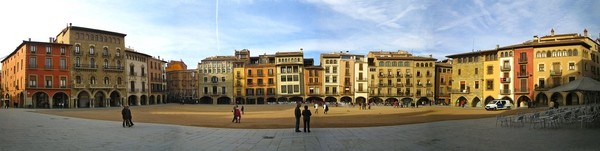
[{"x1": 1, "y1": 0, "x2": 599, "y2": 68}]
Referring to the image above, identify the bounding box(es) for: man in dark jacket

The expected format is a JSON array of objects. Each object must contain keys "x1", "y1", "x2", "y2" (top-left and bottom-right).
[
  {"x1": 302, "y1": 105, "x2": 312, "y2": 133},
  {"x1": 294, "y1": 104, "x2": 302, "y2": 132},
  {"x1": 122, "y1": 106, "x2": 134, "y2": 127}
]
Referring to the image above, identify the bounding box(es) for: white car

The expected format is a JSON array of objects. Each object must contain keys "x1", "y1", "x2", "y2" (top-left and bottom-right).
[{"x1": 485, "y1": 99, "x2": 513, "y2": 110}]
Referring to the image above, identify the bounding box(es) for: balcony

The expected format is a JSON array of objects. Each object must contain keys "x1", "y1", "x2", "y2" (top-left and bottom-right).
[
  {"x1": 129, "y1": 89, "x2": 139, "y2": 93},
  {"x1": 102, "y1": 53, "x2": 111, "y2": 58},
  {"x1": 500, "y1": 89, "x2": 511, "y2": 95},
  {"x1": 88, "y1": 53, "x2": 96, "y2": 57},
  {"x1": 257, "y1": 74, "x2": 264, "y2": 77},
  {"x1": 378, "y1": 74, "x2": 385, "y2": 78},
  {"x1": 341, "y1": 92, "x2": 353, "y2": 95},
  {"x1": 90, "y1": 84, "x2": 113, "y2": 89},
  {"x1": 73, "y1": 64, "x2": 98, "y2": 70},
  {"x1": 405, "y1": 83, "x2": 413, "y2": 87},
  {"x1": 519, "y1": 58, "x2": 528, "y2": 64},
  {"x1": 356, "y1": 78, "x2": 368, "y2": 82},
  {"x1": 387, "y1": 74, "x2": 394, "y2": 78},
  {"x1": 247, "y1": 74, "x2": 254, "y2": 77},
  {"x1": 416, "y1": 83, "x2": 424, "y2": 88},
  {"x1": 405, "y1": 73, "x2": 412, "y2": 78},
  {"x1": 550, "y1": 70, "x2": 562, "y2": 76},
  {"x1": 500, "y1": 65, "x2": 511, "y2": 71},
  {"x1": 396, "y1": 83, "x2": 404, "y2": 87},
  {"x1": 534, "y1": 86, "x2": 549, "y2": 91},
  {"x1": 344, "y1": 82, "x2": 352, "y2": 86},
  {"x1": 426, "y1": 83, "x2": 433, "y2": 87},
  {"x1": 235, "y1": 75, "x2": 244, "y2": 79},
  {"x1": 416, "y1": 74, "x2": 422, "y2": 78},
  {"x1": 451, "y1": 89, "x2": 469, "y2": 94},
  {"x1": 517, "y1": 72, "x2": 529, "y2": 78},
  {"x1": 500, "y1": 77, "x2": 511, "y2": 83},
  {"x1": 515, "y1": 88, "x2": 529, "y2": 93},
  {"x1": 308, "y1": 82, "x2": 321, "y2": 86},
  {"x1": 103, "y1": 66, "x2": 124, "y2": 72},
  {"x1": 396, "y1": 74, "x2": 403, "y2": 78},
  {"x1": 246, "y1": 83, "x2": 255, "y2": 86}
]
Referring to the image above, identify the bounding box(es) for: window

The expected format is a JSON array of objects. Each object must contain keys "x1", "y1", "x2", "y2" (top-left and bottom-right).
[
  {"x1": 538, "y1": 78, "x2": 545, "y2": 88},
  {"x1": 60, "y1": 58, "x2": 66, "y2": 69},
  {"x1": 474, "y1": 81, "x2": 479, "y2": 89},
  {"x1": 538, "y1": 64, "x2": 545, "y2": 71},
  {"x1": 294, "y1": 85, "x2": 299, "y2": 93},
  {"x1": 104, "y1": 77, "x2": 109, "y2": 85},
  {"x1": 458, "y1": 69, "x2": 461, "y2": 75},
  {"x1": 487, "y1": 66, "x2": 493, "y2": 74},
  {"x1": 89, "y1": 46, "x2": 95, "y2": 55},
  {"x1": 332, "y1": 67, "x2": 337, "y2": 73},
  {"x1": 76, "y1": 76, "x2": 81, "y2": 84},
  {"x1": 569, "y1": 62, "x2": 575, "y2": 70},
  {"x1": 60, "y1": 77, "x2": 67, "y2": 88},
  {"x1": 247, "y1": 70, "x2": 252, "y2": 76},
  {"x1": 116, "y1": 49, "x2": 121, "y2": 56},
  {"x1": 29, "y1": 57, "x2": 37, "y2": 68},
  {"x1": 222, "y1": 87, "x2": 227, "y2": 94},
  {"x1": 31, "y1": 45, "x2": 37, "y2": 53},
  {"x1": 75, "y1": 45, "x2": 80, "y2": 54},
  {"x1": 29, "y1": 75, "x2": 37, "y2": 87},
  {"x1": 46, "y1": 46, "x2": 52, "y2": 54},
  {"x1": 45, "y1": 58, "x2": 52, "y2": 69},
  {"x1": 268, "y1": 69, "x2": 273, "y2": 76},
  {"x1": 90, "y1": 58, "x2": 95, "y2": 68},
  {"x1": 268, "y1": 78, "x2": 274, "y2": 84},
  {"x1": 90, "y1": 76, "x2": 96, "y2": 85},
  {"x1": 117, "y1": 77, "x2": 122, "y2": 85},
  {"x1": 281, "y1": 85, "x2": 287, "y2": 93},
  {"x1": 332, "y1": 76, "x2": 337, "y2": 83},
  {"x1": 221, "y1": 77, "x2": 226, "y2": 82},
  {"x1": 474, "y1": 68, "x2": 478, "y2": 75},
  {"x1": 45, "y1": 76, "x2": 52, "y2": 88},
  {"x1": 60, "y1": 47, "x2": 66, "y2": 55},
  {"x1": 103, "y1": 47, "x2": 108, "y2": 56},
  {"x1": 569, "y1": 77, "x2": 575, "y2": 82}
]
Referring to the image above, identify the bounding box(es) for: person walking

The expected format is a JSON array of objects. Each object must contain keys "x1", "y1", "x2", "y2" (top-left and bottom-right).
[
  {"x1": 232, "y1": 105, "x2": 238, "y2": 123},
  {"x1": 302, "y1": 105, "x2": 312, "y2": 133},
  {"x1": 241, "y1": 106, "x2": 245, "y2": 115},
  {"x1": 323, "y1": 104, "x2": 329, "y2": 114},
  {"x1": 314, "y1": 103, "x2": 319, "y2": 114},
  {"x1": 121, "y1": 106, "x2": 134, "y2": 127},
  {"x1": 234, "y1": 106, "x2": 241, "y2": 123},
  {"x1": 294, "y1": 104, "x2": 302, "y2": 132}
]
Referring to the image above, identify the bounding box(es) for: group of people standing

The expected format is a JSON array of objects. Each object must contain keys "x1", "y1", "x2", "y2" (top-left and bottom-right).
[
  {"x1": 313, "y1": 103, "x2": 329, "y2": 114},
  {"x1": 121, "y1": 106, "x2": 134, "y2": 127},
  {"x1": 295, "y1": 104, "x2": 312, "y2": 133}
]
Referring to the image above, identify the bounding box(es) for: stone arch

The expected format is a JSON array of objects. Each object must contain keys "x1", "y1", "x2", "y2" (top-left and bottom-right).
[
  {"x1": 417, "y1": 97, "x2": 430, "y2": 106},
  {"x1": 140, "y1": 95, "x2": 148, "y2": 105},
  {"x1": 235, "y1": 97, "x2": 245, "y2": 104},
  {"x1": 565, "y1": 92, "x2": 579, "y2": 106},
  {"x1": 484, "y1": 96, "x2": 495, "y2": 105},
  {"x1": 456, "y1": 96, "x2": 468, "y2": 107},
  {"x1": 277, "y1": 97, "x2": 288, "y2": 103},
  {"x1": 257, "y1": 97, "x2": 265, "y2": 104},
  {"x1": 77, "y1": 91, "x2": 91, "y2": 108},
  {"x1": 109, "y1": 91, "x2": 121, "y2": 107},
  {"x1": 94, "y1": 91, "x2": 106, "y2": 107},
  {"x1": 325, "y1": 97, "x2": 337, "y2": 103},
  {"x1": 32, "y1": 92, "x2": 50, "y2": 108},
  {"x1": 355, "y1": 97, "x2": 366, "y2": 104},
  {"x1": 267, "y1": 97, "x2": 277, "y2": 104},
  {"x1": 149, "y1": 95, "x2": 156, "y2": 105},
  {"x1": 550, "y1": 92, "x2": 563, "y2": 106},
  {"x1": 401, "y1": 98, "x2": 413, "y2": 106},
  {"x1": 535, "y1": 92, "x2": 549, "y2": 106},
  {"x1": 52, "y1": 92, "x2": 69, "y2": 108},
  {"x1": 157, "y1": 95, "x2": 162, "y2": 104},
  {"x1": 306, "y1": 97, "x2": 323, "y2": 104},
  {"x1": 199, "y1": 96, "x2": 213, "y2": 104},
  {"x1": 341, "y1": 96, "x2": 352, "y2": 104},
  {"x1": 516, "y1": 95, "x2": 531, "y2": 108},
  {"x1": 368, "y1": 97, "x2": 383, "y2": 104},
  {"x1": 501, "y1": 96, "x2": 514, "y2": 105},
  {"x1": 128, "y1": 95, "x2": 138, "y2": 106},
  {"x1": 217, "y1": 97, "x2": 231, "y2": 104},
  {"x1": 471, "y1": 97, "x2": 481, "y2": 107},
  {"x1": 385, "y1": 97, "x2": 399, "y2": 105},
  {"x1": 290, "y1": 97, "x2": 303, "y2": 103}
]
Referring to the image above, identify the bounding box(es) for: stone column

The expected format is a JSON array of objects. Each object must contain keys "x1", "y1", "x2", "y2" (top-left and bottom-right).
[{"x1": 90, "y1": 98, "x2": 94, "y2": 108}]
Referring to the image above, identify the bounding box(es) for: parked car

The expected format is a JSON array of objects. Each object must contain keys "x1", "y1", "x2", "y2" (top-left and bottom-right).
[{"x1": 485, "y1": 99, "x2": 513, "y2": 110}]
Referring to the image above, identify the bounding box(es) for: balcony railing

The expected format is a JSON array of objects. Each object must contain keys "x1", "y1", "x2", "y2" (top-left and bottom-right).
[
  {"x1": 416, "y1": 83, "x2": 424, "y2": 87},
  {"x1": 550, "y1": 70, "x2": 562, "y2": 76},
  {"x1": 451, "y1": 89, "x2": 469, "y2": 94},
  {"x1": 426, "y1": 74, "x2": 432, "y2": 77},
  {"x1": 500, "y1": 65, "x2": 511, "y2": 71},
  {"x1": 129, "y1": 89, "x2": 139, "y2": 93},
  {"x1": 356, "y1": 78, "x2": 368, "y2": 82},
  {"x1": 517, "y1": 72, "x2": 529, "y2": 78},
  {"x1": 426, "y1": 83, "x2": 433, "y2": 87},
  {"x1": 515, "y1": 88, "x2": 529, "y2": 93},
  {"x1": 396, "y1": 83, "x2": 404, "y2": 87},
  {"x1": 500, "y1": 77, "x2": 511, "y2": 83},
  {"x1": 73, "y1": 64, "x2": 98, "y2": 69},
  {"x1": 236, "y1": 75, "x2": 243, "y2": 79},
  {"x1": 103, "y1": 66, "x2": 124, "y2": 71},
  {"x1": 396, "y1": 74, "x2": 403, "y2": 78},
  {"x1": 405, "y1": 83, "x2": 413, "y2": 87},
  {"x1": 500, "y1": 89, "x2": 511, "y2": 95},
  {"x1": 519, "y1": 58, "x2": 527, "y2": 64},
  {"x1": 378, "y1": 74, "x2": 385, "y2": 78},
  {"x1": 405, "y1": 73, "x2": 412, "y2": 78},
  {"x1": 308, "y1": 82, "x2": 321, "y2": 86}
]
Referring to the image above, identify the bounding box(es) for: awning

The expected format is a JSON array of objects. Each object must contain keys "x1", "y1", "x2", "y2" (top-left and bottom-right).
[{"x1": 548, "y1": 77, "x2": 600, "y2": 93}]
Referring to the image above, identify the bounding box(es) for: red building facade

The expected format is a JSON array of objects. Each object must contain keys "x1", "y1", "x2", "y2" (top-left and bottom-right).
[{"x1": 514, "y1": 47, "x2": 534, "y2": 107}]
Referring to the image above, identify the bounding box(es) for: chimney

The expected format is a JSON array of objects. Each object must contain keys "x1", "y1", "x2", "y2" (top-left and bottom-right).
[
  {"x1": 69, "y1": 23, "x2": 72, "y2": 27},
  {"x1": 533, "y1": 35, "x2": 539, "y2": 42},
  {"x1": 429, "y1": 54, "x2": 432, "y2": 58},
  {"x1": 496, "y1": 44, "x2": 499, "y2": 49},
  {"x1": 28, "y1": 38, "x2": 31, "y2": 41},
  {"x1": 551, "y1": 28, "x2": 555, "y2": 36},
  {"x1": 49, "y1": 37, "x2": 53, "y2": 43},
  {"x1": 583, "y1": 29, "x2": 588, "y2": 37}
]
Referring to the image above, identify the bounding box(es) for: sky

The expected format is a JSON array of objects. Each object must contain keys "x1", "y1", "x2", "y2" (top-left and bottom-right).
[{"x1": 0, "y1": 0, "x2": 599, "y2": 68}]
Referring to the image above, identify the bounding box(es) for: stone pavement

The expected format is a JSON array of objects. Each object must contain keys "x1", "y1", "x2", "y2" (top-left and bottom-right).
[{"x1": 1, "y1": 109, "x2": 599, "y2": 151}]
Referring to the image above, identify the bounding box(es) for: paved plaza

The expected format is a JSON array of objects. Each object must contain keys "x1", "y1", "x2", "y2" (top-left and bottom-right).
[{"x1": 0, "y1": 108, "x2": 599, "y2": 151}]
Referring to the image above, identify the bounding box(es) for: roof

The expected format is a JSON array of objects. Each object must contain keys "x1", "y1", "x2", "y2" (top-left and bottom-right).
[
  {"x1": 496, "y1": 39, "x2": 592, "y2": 50},
  {"x1": 124, "y1": 49, "x2": 152, "y2": 58},
  {"x1": 304, "y1": 66, "x2": 324, "y2": 69},
  {"x1": 445, "y1": 49, "x2": 498, "y2": 58},
  {"x1": 58, "y1": 25, "x2": 127, "y2": 37},
  {"x1": 548, "y1": 77, "x2": 600, "y2": 93},
  {"x1": 2, "y1": 41, "x2": 72, "y2": 62},
  {"x1": 275, "y1": 51, "x2": 303, "y2": 57},
  {"x1": 435, "y1": 62, "x2": 452, "y2": 68},
  {"x1": 375, "y1": 56, "x2": 437, "y2": 61},
  {"x1": 321, "y1": 52, "x2": 363, "y2": 58},
  {"x1": 201, "y1": 56, "x2": 238, "y2": 62}
]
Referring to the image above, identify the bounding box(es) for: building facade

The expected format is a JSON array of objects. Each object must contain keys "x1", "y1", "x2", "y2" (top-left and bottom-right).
[
  {"x1": 55, "y1": 25, "x2": 127, "y2": 108},
  {"x1": 166, "y1": 61, "x2": 196, "y2": 103},
  {"x1": 198, "y1": 56, "x2": 236, "y2": 104},
  {"x1": 275, "y1": 51, "x2": 305, "y2": 103},
  {"x1": 148, "y1": 56, "x2": 167, "y2": 104},
  {"x1": 304, "y1": 65, "x2": 324, "y2": 103},
  {"x1": 434, "y1": 60, "x2": 452, "y2": 105},
  {"x1": 354, "y1": 56, "x2": 369, "y2": 105},
  {"x1": 368, "y1": 50, "x2": 436, "y2": 106},
  {"x1": 1, "y1": 40, "x2": 71, "y2": 108},
  {"x1": 125, "y1": 48, "x2": 151, "y2": 106}
]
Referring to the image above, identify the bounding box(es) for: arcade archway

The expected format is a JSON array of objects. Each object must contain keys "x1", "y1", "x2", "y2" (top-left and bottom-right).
[
  {"x1": 32, "y1": 92, "x2": 49, "y2": 108},
  {"x1": 52, "y1": 92, "x2": 69, "y2": 108}
]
